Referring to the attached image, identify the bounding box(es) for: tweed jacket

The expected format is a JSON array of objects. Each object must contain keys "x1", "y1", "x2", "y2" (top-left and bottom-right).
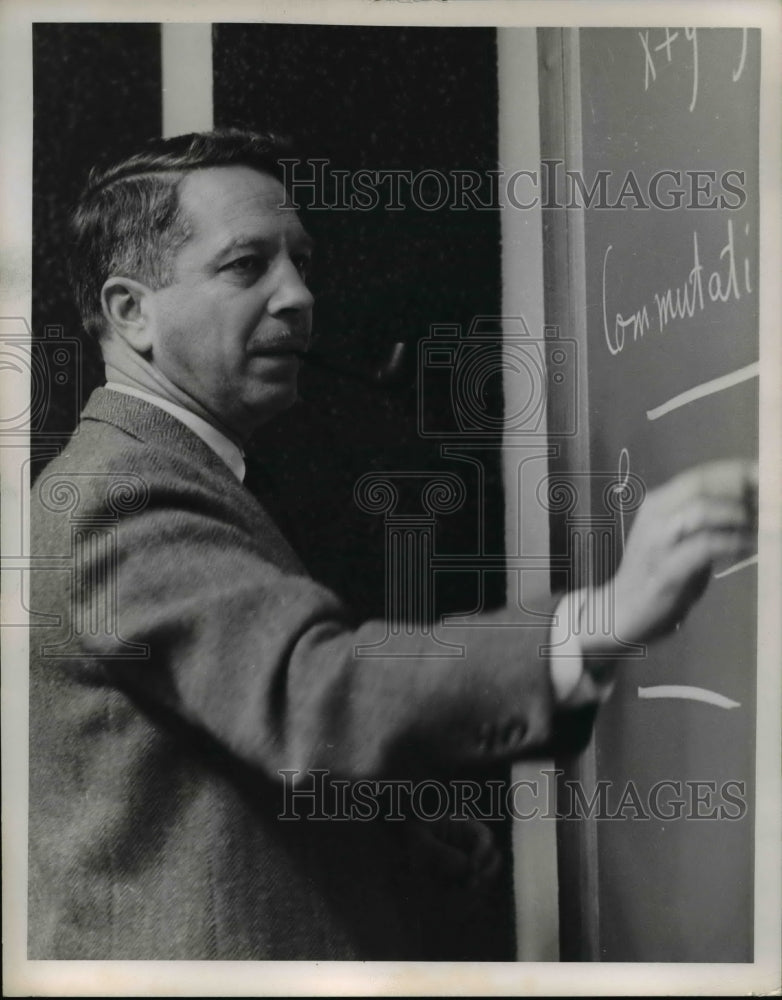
[{"x1": 28, "y1": 388, "x2": 593, "y2": 960}]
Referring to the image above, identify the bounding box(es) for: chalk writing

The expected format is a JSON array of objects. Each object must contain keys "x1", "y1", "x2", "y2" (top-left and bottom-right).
[
  {"x1": 638, "y1": 685, "x2": 741, "y2": 709},
  {"x1": 602, "y1": 219, "x2": 753, "y2": 357},
  {"x1": 733, "y1": 28, "x2": 747, "y2": 83},
  {"x1": 645, "y1": 362, "x2": 759, "y2": 421},
  {"x1": 713, "y1": 553, "x2": 758, "y2": 580},
  {"x1": 602, "y1": 245, "x2": 650, "y2": 356},
  {"x1": 612, "y1": 448, "x2": 632, "y2": 554},
  {"x1": 638, "y1": 27, "x2": 747, "y2": 112}
]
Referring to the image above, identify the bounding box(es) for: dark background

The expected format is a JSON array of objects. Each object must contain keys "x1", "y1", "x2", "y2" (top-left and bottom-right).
[{"x1": 32, "y1": 24, "x2": 162, "y2": 473}]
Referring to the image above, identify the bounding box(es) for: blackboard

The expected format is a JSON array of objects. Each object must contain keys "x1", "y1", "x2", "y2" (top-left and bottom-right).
[{"x1": 539, "y1": 27, "x2": 759, "y2": 961}]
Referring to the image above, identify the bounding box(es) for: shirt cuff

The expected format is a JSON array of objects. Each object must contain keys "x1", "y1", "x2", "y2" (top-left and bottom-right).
[{"x1": 548, "y1": 589, "x2": 617, "y2": 708}]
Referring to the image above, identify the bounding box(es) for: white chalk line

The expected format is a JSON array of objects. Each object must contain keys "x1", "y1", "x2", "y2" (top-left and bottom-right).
[
  {"x1": 646, "y1": 361, "x2": 759, "y2": 420},
  {"x1": 638, "y1": 685, "x2": 741, "y2": 709},
  {"x1": 714, "y1": 553, "x2": 758, "y2": 579}
]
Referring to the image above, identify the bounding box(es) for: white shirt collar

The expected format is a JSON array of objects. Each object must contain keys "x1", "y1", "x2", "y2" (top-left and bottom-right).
[{"x1": 105, "y1": 383, "x2": 246, "y2": 483}]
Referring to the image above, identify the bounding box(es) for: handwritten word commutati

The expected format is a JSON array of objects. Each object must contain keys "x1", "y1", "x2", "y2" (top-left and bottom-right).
[{"x1": 602, "y1": 218, "x2": 752, "y2": 357}]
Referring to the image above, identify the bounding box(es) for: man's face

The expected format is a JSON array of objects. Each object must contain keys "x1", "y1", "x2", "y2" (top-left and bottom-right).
[{"x1": 145, "y1": 165, "x2": 314, "y2": 438}]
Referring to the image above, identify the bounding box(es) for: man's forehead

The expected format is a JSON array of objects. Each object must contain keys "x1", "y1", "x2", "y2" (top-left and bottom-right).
[{"x1": 177, "y1": 165, "x2": 303, "y2": 242}]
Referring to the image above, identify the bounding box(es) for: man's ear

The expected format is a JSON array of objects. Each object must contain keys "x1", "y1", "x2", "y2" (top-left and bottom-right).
[{"x1": 100, "y1": 276, "x2": 155, "y2": 354}]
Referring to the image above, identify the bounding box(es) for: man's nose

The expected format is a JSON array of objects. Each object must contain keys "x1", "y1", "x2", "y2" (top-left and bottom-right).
[{"x1": 268, "y1": 258, "x2": 315, "y2": 314}]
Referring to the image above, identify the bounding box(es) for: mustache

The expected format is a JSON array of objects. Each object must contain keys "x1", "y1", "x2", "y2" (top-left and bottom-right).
[{"x1": 248, "y1": 330, "x2": 311, "y2": 356}]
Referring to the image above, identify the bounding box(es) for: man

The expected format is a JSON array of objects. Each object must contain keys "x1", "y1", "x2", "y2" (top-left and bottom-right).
[{"x1": 28, "y1": 129, "x2": 757, "y2": 960}]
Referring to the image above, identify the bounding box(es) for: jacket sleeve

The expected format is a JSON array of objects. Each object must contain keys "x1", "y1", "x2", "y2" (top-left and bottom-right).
[{"x1": 60, "y1": 475, "x2": 593, "y2": 781}]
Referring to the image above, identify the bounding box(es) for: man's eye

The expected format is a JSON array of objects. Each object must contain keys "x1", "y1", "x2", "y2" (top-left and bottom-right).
[
  {"x1": 224, "y1": 255, "x2": 264, "y2": 277},
  {"x1": 293, "y1": 255, "x2": 312, "y2": 280}
]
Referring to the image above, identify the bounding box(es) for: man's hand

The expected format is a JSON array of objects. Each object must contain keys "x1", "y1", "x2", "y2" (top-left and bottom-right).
[
  {"x1": 405, "y1": 816, "x2": 501, "y2": 891},
  {"x1": 581, "y1": 459, "x2": 757, "y2": 656}
]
